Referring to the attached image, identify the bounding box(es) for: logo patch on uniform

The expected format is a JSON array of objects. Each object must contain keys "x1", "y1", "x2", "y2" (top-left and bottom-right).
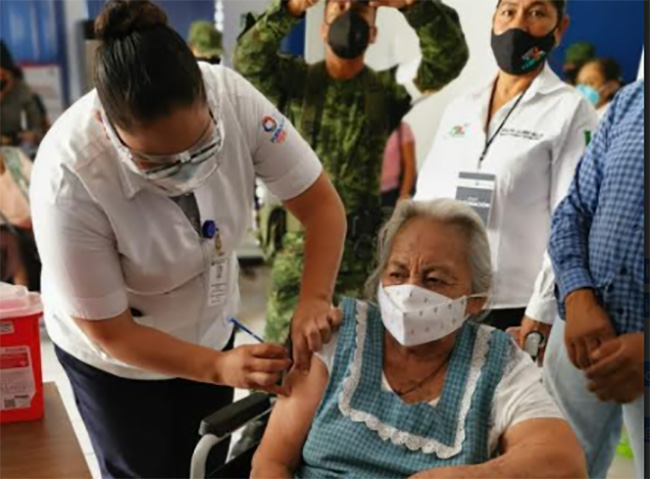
[
  {"x1": 262, "y1": 116, "x2": 277, "y2": 133},
  {"x1": 449, "y1": 124, "x2": 469, "y2": 137},
  {"x1": 261, "y1": 114, "x2": 288, "y2": 144}
]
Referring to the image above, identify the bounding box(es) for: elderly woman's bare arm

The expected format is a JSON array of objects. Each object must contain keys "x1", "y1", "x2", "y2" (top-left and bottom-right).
[
  {"x1": 409, "y1": 418, "x2": 587, "y2": 479},
  {"x1": 251, "y1": 357, "x2": 330, "y2": 479}
]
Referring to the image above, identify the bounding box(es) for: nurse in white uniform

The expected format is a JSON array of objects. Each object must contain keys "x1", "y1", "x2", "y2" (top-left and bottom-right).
[
  {"x1": 29, "y1": 1, "x2": 346, "y2": 477},
  {"x1": 416, "y1": 0, "x2": 598, "y2": 341}
]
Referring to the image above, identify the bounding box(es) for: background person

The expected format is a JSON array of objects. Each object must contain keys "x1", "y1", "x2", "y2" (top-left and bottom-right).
[
  {"x1": 30, "y1": 1, "x2": 346, "y2": 477},
  {"x1": 562, "y1": 41, "x2": 596, "y2": 85},
  {"x1": 0, "y1": 41, "x2": 44, "y2": 148},
  {"x1": 545, "y1": 81, "x2": 645, "y2": 479},
  {"x1": 252, "y1": 199, "x2": 586, "y2": 479},
  {"x1": 380, "y1": 121, "x2": 416, "y2": 208},
  {"x1": 235, "y1": 0, "x2": 469, "y2": 346},
  {"x1": 416, "y1": 0, "x2": 599, "y2": 334},
  {"x1": 0, "y1": 147, "x2": 40, "y2": 290},
  {"x1": 575, "y1": 57, "x2": 623, "y2": 118},
  {"x1": 188, "y1": 20, "x2": 222, "y2": 65}
]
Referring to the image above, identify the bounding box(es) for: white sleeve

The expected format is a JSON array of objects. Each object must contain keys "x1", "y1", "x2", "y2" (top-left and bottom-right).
[
  {"x1": 224, "y1": 67, "x2": 323, "y2": 201},
  {"x1": 490, "y1": 340, "x2": 564, "y2": 449},
  {"x1": 314, "y1": 331, "x2": 339, "y2": 375},
  {"x1": 30, "y1": 165, "x2": 128, "y2": 320},
  {"x1": 525, "y1": 98, "x2": 599, "y2": 324},
  {"x1": 524, "y1": 252, "x2": 557, "y2": 324}
]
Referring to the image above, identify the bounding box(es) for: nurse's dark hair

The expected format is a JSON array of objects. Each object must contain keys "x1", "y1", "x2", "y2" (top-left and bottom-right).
[
  {"x1": 496, "y1": 0, "x2": 567, "y2": 19},
  {"x1": 94, "y1": 0, "x2": 206, "y2": 130}
]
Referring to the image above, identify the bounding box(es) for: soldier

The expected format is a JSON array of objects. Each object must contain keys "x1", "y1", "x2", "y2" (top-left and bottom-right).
[
  {"x1": 188, "y1": 20, "x2": 223, "y2": 64},
  {"x1": 235, "y1": 0, "x2": 469, "y2": 344}
]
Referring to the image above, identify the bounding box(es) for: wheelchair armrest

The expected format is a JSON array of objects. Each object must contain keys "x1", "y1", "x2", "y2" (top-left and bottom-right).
[{"x1": 199, "y1": 392, "x2": 272, "y2": 437}]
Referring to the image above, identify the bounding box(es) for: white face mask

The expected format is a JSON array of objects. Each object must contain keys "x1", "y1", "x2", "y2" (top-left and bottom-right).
[{"x1": 378, "y1": 284, "x2": 485, "y2": 347}]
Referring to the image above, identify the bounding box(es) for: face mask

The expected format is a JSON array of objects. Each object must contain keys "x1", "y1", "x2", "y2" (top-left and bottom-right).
[
  {"x1": 378, "y1": 284, "x2": 485, "y2": 347},
  {"x1": 576, "y1": 84, "x2": 601, "y2": 107},
  {"x1": 101, "y1": 101, "x2": 225, "y2": 197},
  {"x1": 491, "y1": 28, "x2": 557, "y2": 76},
  {"x1": 124, "y1": 143, "x2": 221, "y2": 196},
  {"x1": 327, "y1": 9, "x2": 371, "y2": 60}
]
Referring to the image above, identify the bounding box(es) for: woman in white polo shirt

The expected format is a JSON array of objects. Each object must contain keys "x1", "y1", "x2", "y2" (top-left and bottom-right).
[
  {"x1": 29, "y1": 1, "x2": 346, "y2": 477},
  {"x1": 416, "y1": 0, "x2": 598, "y2": 340}
]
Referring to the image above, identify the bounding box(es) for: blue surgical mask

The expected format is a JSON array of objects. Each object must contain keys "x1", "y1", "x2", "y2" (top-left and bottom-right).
[{"x1": 576, "y1": 84, "x2": 600, "y2": 107}]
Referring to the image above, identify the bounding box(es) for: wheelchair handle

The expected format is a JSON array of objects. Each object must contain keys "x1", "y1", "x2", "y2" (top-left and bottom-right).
[{"x1": 199, "y1": 392, "x2": 271, "y2": 437}]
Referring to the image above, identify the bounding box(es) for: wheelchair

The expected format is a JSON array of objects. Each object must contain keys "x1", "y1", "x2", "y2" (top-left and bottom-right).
[{"x1": 190, "y1": 392, "x2": 273, "y2": 479}]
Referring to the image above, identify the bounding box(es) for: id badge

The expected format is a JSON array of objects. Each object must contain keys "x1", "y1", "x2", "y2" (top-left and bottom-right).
[
  {"x1": 455, "y1": 171, "x2": 497, "y2": 225},
  {"x1": 207, "y1": 257, "x2": 229, "y2": 306}
]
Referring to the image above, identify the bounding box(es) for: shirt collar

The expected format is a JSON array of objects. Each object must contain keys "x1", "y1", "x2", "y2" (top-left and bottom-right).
[
  {"x1": 90, "y1": 95, "x2": 146, "y2": 200},
  {"x1": 528, "y1": 63, "x2": 565, "y2": 96},
  {"x1": 472, "y1": 63, "x2": 566, "y2": 103},
  {"x1": 115, "y1": 152, "x2": 149, "y2": 199}
]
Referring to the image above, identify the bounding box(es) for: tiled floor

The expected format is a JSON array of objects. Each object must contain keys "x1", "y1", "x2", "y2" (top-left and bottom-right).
[{"x1": 40, "y1": 266, "x2": 637, "y2": 479}]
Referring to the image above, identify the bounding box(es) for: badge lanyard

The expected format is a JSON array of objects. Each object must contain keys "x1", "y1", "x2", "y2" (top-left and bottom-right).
[{"x1": 478, "y1": 81, "x2": 531, "y2": 168}]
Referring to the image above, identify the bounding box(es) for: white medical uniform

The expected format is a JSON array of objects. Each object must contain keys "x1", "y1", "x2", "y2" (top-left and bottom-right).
[
  {"x1": 416, "y1": 65, "x2": 598, "y2": 324},
  {"x1": 30, "y1": 64, "x2": 322, "y2": 379}
]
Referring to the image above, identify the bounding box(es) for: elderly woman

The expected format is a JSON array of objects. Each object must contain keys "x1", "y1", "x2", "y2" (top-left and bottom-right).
[{"x1": 252, "y1": 199, "x2": 586, "y2": 479}]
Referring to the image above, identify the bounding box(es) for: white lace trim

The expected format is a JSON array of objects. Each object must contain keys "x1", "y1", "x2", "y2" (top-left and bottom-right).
[{"x1": 338, "y1": 300, "x2": 492, "y2": 458}]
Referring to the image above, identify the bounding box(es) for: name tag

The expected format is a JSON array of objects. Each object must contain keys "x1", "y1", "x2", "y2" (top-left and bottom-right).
[
  {"x1": 455, "y1": 172, "x2": 496, "y2": 225},
  {"x1": 207, "y1": 257, "x2": 229, "y2": 307}
]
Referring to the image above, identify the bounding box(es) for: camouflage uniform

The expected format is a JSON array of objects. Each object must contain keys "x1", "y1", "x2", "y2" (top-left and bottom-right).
[{"x1": 234, "y1": 0, "x2": 469, "y2": 343}]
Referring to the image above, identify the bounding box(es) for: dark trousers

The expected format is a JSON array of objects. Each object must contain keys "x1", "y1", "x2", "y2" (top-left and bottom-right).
[
  {"x1": 55, "y1": 345, "x2": 234, "y2": 479},
  {"x1": 483, "y1": 307, "x2": 526, "y2": 331}
]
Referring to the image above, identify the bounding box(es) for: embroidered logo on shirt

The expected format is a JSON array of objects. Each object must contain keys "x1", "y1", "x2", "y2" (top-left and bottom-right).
[
  {"x1": 262, "y1": 116, "x2": 277, "y2": 133},
  {"x1": 261, "y1": 114, "x2": 288, "y2": 144},
  {"x1": 499, "y1": 128, "x2": 543, "y2": 141},
  {"x1": 449, "y1": 124, "x2": 469, "y2": 137}
]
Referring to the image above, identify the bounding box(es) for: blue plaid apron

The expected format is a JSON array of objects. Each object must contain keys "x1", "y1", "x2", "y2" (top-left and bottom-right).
[{"x1": 296, "y1": 298, "x2": 510, "y2": 479}]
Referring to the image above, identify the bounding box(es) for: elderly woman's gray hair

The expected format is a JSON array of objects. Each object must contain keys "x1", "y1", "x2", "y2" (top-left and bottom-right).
[{"x1": 365, "y1": 199, "x2": 493, "y2": 298}]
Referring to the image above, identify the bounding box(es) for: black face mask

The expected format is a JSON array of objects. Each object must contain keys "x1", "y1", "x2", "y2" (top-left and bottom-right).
[
  {"x1": 327, "y1": 9, "x2": 371, "y2": 60},
  {"x1": 491, "y1": 28, "x2": 557, "y2": 76}
]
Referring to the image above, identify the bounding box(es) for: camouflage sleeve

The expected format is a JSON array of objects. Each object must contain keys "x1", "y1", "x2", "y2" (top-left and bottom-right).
[
  {"x1": 233, "y1": 0, "x2": 308, "y2": 107},
  {"x1": 375, "y1": 1, "x2": 469, "y2": 128},
  {"x1": 403, "y1": 0, "x2": 469, "y2": 93}
]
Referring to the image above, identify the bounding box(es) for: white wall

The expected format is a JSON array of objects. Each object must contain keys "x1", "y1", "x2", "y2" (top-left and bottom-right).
[
  {"x1": 221, "y1": 0, "x2": 271, "y2": 67},
  {"x1": 305, "y1": 0, "x2": 499, "y2": 167}
]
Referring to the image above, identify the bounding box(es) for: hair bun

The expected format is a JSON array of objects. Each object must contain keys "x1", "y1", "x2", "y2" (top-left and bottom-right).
[{"x1": 95, "y1": 0, "x2": 168, "y2": 42}]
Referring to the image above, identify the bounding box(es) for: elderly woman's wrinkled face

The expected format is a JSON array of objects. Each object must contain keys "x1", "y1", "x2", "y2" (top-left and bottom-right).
[
  {"x1": 381, "y1": 217, "x2": 485, "y2": 317},
  {"x1": 382, "y1": 217, "x2": 473, "y2": 298}
]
